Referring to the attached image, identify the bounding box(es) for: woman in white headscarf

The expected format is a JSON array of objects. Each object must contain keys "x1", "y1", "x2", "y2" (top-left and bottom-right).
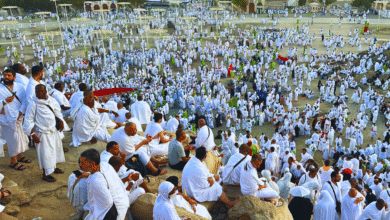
[
  {"x1": 313, "y1": 190, "x2": 335, "y2": 220},
  {"x1": 261, "y1": 169, "x2": 280, "y2": 194},
  {"x1": 153, "y1": 181, "x2": 182, "y2": 220},
  {"x1": 291, "y1": 162, "x2": 306, "y2": 183},
  {"x1": 277, "y1": 172, "x2": 293, "y2": 201}
]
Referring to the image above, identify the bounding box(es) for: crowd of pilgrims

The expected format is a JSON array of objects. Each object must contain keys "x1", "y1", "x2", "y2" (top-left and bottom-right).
[{"x1": 3, "y1": 3, "x2": 390, "y2": 220}]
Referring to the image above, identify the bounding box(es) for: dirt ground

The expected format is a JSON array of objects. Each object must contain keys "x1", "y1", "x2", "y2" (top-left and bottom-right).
[{"x1": 0, "y1": 13, "x2": 390, "y2": 219}]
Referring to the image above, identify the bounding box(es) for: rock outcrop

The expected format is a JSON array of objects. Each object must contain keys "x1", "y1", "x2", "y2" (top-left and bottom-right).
[
  {"x1": 227, "y1": 195, "x2": 293, "y2": 220},
  {"x1": 130, "y1": 193, "x2": 209, "y2": 220}
]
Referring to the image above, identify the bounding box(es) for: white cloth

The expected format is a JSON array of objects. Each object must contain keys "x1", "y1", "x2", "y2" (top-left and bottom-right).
[
  {"x1": 23, "y1": 96, "x2": 66, "y2": 175},
  {"x1": 114, "y1": 109, "x2": 129, "y2": 123},
  {"x1": 131, "y1": 100, "x2": 152, "y2": 125},
  {"x1": 277, "y1": 173, "x2": 293, "y2": 201},
  {"x1": 85, "y1": 162, "x2": 129, "y2": 220},
  {"x1": 194, "y1": 125, "x2": 216, "y2": 151},
  {"x1": 71, "y1": 104, "x2": 113, "y2": 147},
  {"x1": 341, "y1": 191, "x2": 364, "y2": 220},
  {"x1": 357, "y1": 201, "x2": 385, "y2": 220},
  {"x1": 67, "y1": 173, "x2": 88, "y2": 208},
  {"x1": 69, "y1": 91, "x2": 84, "y2": 109},
  {"x1": 166, "y1": 118, "x2": 179, "y2": 132},
  {"x1": 222, "y1": 153, "x2": 250, "y2": 185},
  {"x1": 15, "y1": 73, "x2": 29, "y2": 89},
  {"x1": 313, "y1": 190, "x2": 336, "y2": 220},
  {"x1": 144, "y1": 121, "x2": 170, "y2": 156},
  {"x1": 21, "y1": 77, "x2": 42, "y2": 113},
  {"x1": 153, "y1": 181, "x2": 181, "y2": 220},
  {"x1": 109, "y1": 127, "x2": 151, "y2": 165},
  {"x1": 182, "y1": 157, "x2": 223, "y2": 202},
  {"x1": 173, "y1": 195, "x2": 212, "y2": 219}
]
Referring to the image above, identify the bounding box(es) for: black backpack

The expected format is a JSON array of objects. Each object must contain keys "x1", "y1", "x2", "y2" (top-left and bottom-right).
[{"x1": 125, "y1": 155, "x2": 148, "y2": 180}]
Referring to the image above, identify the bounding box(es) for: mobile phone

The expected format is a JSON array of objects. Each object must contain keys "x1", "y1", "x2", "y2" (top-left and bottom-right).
[{"x1": 73, "y1": 170, "x2": 82, "y2": 177}]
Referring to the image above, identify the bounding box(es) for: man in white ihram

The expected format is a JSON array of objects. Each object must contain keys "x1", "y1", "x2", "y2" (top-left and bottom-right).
[
  {"x1": 0, "y1": 69, "x2": 29, "y2": 171},
  {"x1": 240, "y1": 154, "x2": 280, "y2": 204},
  {"x1": 194, "y1": 119, "x2": 216, "y2": 151},
  {"x1": 79, "y1": 148, "x2": 130, "y2": 220},
  {"x1": 71, "y1": 90, "x2": 118, "y2": 147},
  {"x1": 166, "y1": 115, "x2": 180, "y2": 132},
  {"x1": 131, "y1": 94, "x2": 152, "y2": 129},
  {"x1": 23, "y1": 84, "x2": 66, "y2": 182},
  {"x1": 222, "y1": 144, "x2": 251, "y2": 185}
]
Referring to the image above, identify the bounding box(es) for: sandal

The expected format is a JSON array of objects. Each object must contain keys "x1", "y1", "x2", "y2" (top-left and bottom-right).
[
  {"x1": 0, "y1": 190, "x2": 11, "y2": 199},
  {"x1": 10, "y1": 162, "x2": 26, "y2": 171},
  {"x1": 54, "y1": 168, "x2": 64, "y2": 174},
  {"x1": 151, "y1": 168, "x2": 167, "y2": 176},
  {"x1": 276, "y1": 201, "x2": 283, "y2": 207},
  {"x1": 42, "y1": 175, "x2": 56, "y2": 182},
  {"x1": 17, "y1": 157, "x2": 31, "y2": 163}
]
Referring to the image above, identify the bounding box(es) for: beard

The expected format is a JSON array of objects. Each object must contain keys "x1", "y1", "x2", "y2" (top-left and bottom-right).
[{"x1": 3, "y1": 79, "x2": 14, "y2": 86}]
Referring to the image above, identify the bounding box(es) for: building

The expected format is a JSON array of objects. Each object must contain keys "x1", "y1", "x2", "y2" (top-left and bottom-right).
[{"x1": 84, "y1": 1, "x2": 118, "y2": 12}]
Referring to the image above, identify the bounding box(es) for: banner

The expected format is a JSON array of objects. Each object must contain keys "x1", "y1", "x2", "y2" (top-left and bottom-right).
[{"x1": 93, "y1": 88, "x2": 136, "y2": 97}]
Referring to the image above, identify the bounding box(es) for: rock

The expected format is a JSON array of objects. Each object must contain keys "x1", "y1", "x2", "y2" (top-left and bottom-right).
[
  {"x1": 15, "y1": 191, "x2": 32, "y2": 205},
  {"x1": 205, "y1": 151, "x2": 222, "y2": 175},
  {"x1": 130, "y1": 193, "x2": 209, "y2": 220},
  {"x1": 0, "y1": 212, "x2": 19, "y2": 220},
  {"x1": 55, "y1": 188, "x2": 68, "y2": 199},
  {"x1": 5, "y1": 180, "x2": 18, "y2": 187},
  {"x1": 4, "y1": 205, "x2": 20, "y2": 216},
  {"x1": 227, "y1": 195, "x2": 293, "y2": 220}
]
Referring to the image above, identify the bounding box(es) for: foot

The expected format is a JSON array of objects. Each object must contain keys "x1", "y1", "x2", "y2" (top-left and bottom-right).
[
  {"x1": 9, "y1": 162, "x2": 26, "y2": 171},
  {"x1": 17, "y1": 157, "x2": 31, "y2": 163},
  {"x1": 0, "y1": 189, "x2": 11, "y2": 199},
  {"x1": 42, "y1": 175, "x2": 56, "y2": 182},
  {"x1": 54, "y1": 168, "x2": 64, "y2": 174}
]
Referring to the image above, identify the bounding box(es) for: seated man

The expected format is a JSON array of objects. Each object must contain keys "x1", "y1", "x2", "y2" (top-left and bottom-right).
[
  {"x1": 166, "y1": 115, "x2": 180, "y2": 132},
  {"x1": 166, "y1": 176, "x2": 212, "y2": 219},
  {"x1": 240, "y1": 154, "x2": 280, "y2": 204},
  {"x1": 144, "y1": 112, "x2": 173, "y2": 156},
  {"x1": 168, "y1": 129, "x2": 194, "y2": 171},
  {"x1": 71, "y1": 90, "x2": 120, "y2": 147},
  {"x1": 108, "y1": 156, "x2": 150, "y2": 205},
  {"x1": 222, "y1": 144, "x2": 252, "y2": 185},
  {"x1": 125, "y1": 112, "x2": 143, "y2": 132},
  {"x1": 67, "y1": 160, "x2": 88, "y2": 217},
  {"x1": 181, "y1": 147, "x2": 239, "y2": 208},
  {"x1": 110, "y1": 122, "x2": 168, "y2": 176},
  {"x1": 194, "y1": 119, "x2": 216, "y2": 151},
  {"x1": 114, "y1": 102, "x2": 129, "y2": 123}
]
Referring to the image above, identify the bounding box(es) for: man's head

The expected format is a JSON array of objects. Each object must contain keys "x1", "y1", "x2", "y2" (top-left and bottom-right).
[
  {"x1": 350, "y1": 178, "x2": 358, "y2": 188},
  {"x1": 331, "y1": 171, "x2": 341, "y2": 183},
  {"x1": 288, "y1": 156, "x2": 294, "y2": 164},
  {"x1": 166, "y1": 176, "x2": 179, "y2": 188},
  {"x1": 270, "y1": 147, "x2": 275, "y2": 152},
  {"x1": 117, "y1": 102, "x2": 123, "y2": 109},
  {"x1": 198, "y1": 119, "x2": 206, "y2": 128},
  {"x1": 108, "y1": 155, "x2": 122, "y2": 172},
  {"x1": 125, "y1": 112, "x2": 132, "y2": 120},
  {"x1": 154, "y1": 112, "x2": 163, "y2": 123},
  {"x1": 79, "y1": 149, "x2": 100, "y2": 172},
  {"x1": 302, "y1": 148, "x2": 307, "y2": 154},
  {"x1": 124, "y1": 122, "x2": 137, "y2": 136},
  {"x1": 376, "y1": 199, "x2": 386, "y2": 210},
  {"x1": 31, "y1": 65, "x2": 44, "y2": 80},
  {"x1": 54, "y1": 82, "x2": 64, "y2": 92},
  {"x1": 106, "y1": 141, "x2": 120, "y2": 155},
  {"x1": 176, "y1": 129, "x2": 186, "y2": 142},
  {"x1": 137, "y1": 94, "x2": 143, "y2": 101},
  {"x1": 12, "y1": 63, "x2": 26, "y2": 75},
  {"x1": 251, "y1": 154, "x2": 263, "y2": 169},
  {"x1": 348, "y1": 188, "x2": 357, "y2": 198},
  {"x1": 102, "y1": 96, "x2": 109, "y2": 103},
  {"x1": 175, "y1": 115, "x2": 180, "y2": 120},
  {"x1": 228, "y1": 130, "x2": 232, "y2": 136},
  {"x1": 3, "y1": 69, "x2": 16, "y2": 86},
  {"x1": 195, "y1": 147, "x2": 207, "y2": 161},
  {"x1": 83, "y1": 90, "x2": 95, "y2": 108},
  {"x1": 239, "y1": 144, "x2": 251, "y2": 156},
  {"x1": 79, "y1": 83, "x2": 87, "y2": 91},
  {"x1": 35, "y1": 84, "x2": 47, "y2": 100}
]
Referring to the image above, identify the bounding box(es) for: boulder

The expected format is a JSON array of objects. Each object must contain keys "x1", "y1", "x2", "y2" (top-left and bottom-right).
[
  {"x1": 204, "y1": 151, "x2": 222, "y2": 175},
  {"x1": 0, "y1": 212, "x2": 19, "y2": 220},
  {"x1": 3, "y1": 205, "x2": 20, "y2": 216},
  {"x1": 15, "y1": 191, "x2": 32, "y2": 205},
  {"x1": 227, "y1": 195, "x2": 293, "y2": 220},
  {"x1": 55, "y1": 188, "x2": 68, "y2": 199},
  {"x1": 130, "y1": 193, "x2": 209, "y2": 220}
]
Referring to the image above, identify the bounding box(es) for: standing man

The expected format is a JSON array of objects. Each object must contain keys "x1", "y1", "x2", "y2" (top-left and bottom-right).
[
  {"x1": 371, "y1": 123, "x2": 377, "y2": 141},
  {"x1": 0, "y1": 69, "x2": 29, "y2": 171},
  {"x1": 12, "y1": 63, "x2": 29, "y2": 89},
  {"x1": 23, "y1": 84, "x2": 66, "y2": 182},
  {"x1": 131, "y1": 94, "x2": 152, "y2": 130},
  {"x1": 21, "y1": 65, "x2": 44, "y2": 113}
]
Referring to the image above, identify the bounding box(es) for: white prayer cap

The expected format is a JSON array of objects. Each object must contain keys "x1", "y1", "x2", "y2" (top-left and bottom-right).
[{"x1": 290, "y1": 186, "x2": 310, "y2": 197}]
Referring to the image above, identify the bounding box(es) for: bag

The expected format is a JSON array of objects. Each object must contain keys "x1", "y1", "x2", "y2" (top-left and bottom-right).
[
  {"x1": 125, "y1": 154, "x2": 147, "y2": 178},
  {"x1": 45, "y1": 105, "x2": 62, "y2": 131},
  {"x1": 328, "y1": 181, "x2": 341, "y2": 213}
]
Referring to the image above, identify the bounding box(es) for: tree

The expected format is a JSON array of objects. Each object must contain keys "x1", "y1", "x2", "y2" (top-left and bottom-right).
[
  {"x1": 298, "y1": 0, "x2": 307, "y2": 6},
  {"x1": 351, "y1": 0, "x2": 374, "y2": 9},
  {"x1": 325, "y1": 0, "x2": 337, "y2": 6}
]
